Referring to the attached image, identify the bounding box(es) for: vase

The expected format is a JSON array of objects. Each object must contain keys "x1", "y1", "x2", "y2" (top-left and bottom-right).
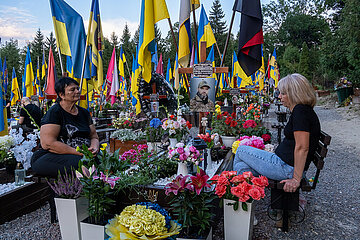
[
  {"x1": 176, "y1": 227, "x2": 212, "y2": 240},
  {"x1": 177, "y1": 162, "x2": 188, "y2": 176},
  {"x1": 80, "y1": 217, "x2": 108, "y2": 240},
  {"x1": 169, "y1": 138, "x2": 178, "y2": 148},
  {"x1": 148, "y1": 142, "x2": 162, "y2": 153},
  {"x1": 221, "y1": 136, "x2": 237, "y2": 148},
  {"x1": 223, "y1": 199, "x2": 254, "y2": 240},
  {"x1": 55, "y1": 197, "x2": 89, "y2": 240},
  {"x1": 206, "y1": 148, "x2": 212, "y2": 173}
]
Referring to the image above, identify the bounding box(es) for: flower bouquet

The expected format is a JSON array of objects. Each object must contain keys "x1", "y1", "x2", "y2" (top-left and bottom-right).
[
  {"x1": 240, "y1": 119, "x2": 271, "y2": 143},
  {"x1": 105, "y1": 202, "x2": 181, "y2": 239},
  {"x1": 231, "y1": 135, "x2": 265, "y2": 154},
  {"x1": 168, "y1": 143, "x2": 203, "y2": 166},
  {"x1": 243, "y1": 103, "x2": 261, "y2": 122},
  {"x1": 210, "y1": 171, "x2": 268, "y2": 211},
  {"x1": 145, "y1": 118, "x2": 165, "y2": 143},
  {"x1": 161, "y1": 115, "x2": 192, "y2": 141},
  {"x1": 165, "y1": 169, "x2": 216, "y2": 238},
  {"x1": 113, "y1": 117, "x2": 134, "y2": 129},
  {"x1": 211, "y1": 111, "x2": 241, "y2": 137},
  {"x1": 198, "y1": 133, "x2": 215, "y2": 149}
]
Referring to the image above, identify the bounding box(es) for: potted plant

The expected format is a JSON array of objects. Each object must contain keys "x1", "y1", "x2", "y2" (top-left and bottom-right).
[
  {"x1": 211, "y1": 110, "x2": 241, "y2": 148},
  {"x1": 76, "y1": 163, "x2": 120, "y2": 240},
  {"x1": 109, "y1": 129, "x2": 146, "y2": 153},
  {"x1": 47, "y1": 170, "x2": 87, "y2": 240},
  {"x1": 145, "y1": 118, "x2": 165, "y2": 152},
  {"x1": 165, "y1": 169, "x2": 216, "y2": 239},
  {"x1": 168, "y1": 143, "x2": 203, "y2": 176},
  {"x1": 0, "y1": 135, "x2": 15, "y2": 172},
  {"x1": 198, "y1": 133, "x2": 216, "y2": 171},
  {"x1": 162, "y1": 115, "x2": 192, "y2": 146},
  {"x1": 240, "y1": 119, "x2": 272, "y2": 143},
  {"x1": 210, "y1": 171, "x2": 268, "y2": 240}
]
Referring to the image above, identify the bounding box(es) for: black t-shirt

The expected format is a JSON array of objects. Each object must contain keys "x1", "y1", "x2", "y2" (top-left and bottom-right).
[
  {"x1": 41, "y1": 103, "x2": 93, "y2": 148},
  {"x1": 275, "y1": 104, "x2": 320, "y2": 170},
  {"x1": 20, "y1": 104, "x2": 43, "y2": 129}
]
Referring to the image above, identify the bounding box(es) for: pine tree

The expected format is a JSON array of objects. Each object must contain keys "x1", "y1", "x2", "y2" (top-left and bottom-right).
[
  {"x1": 121, "y1": 23, "x2": 135, "y2": 71},
  {"x1": 44, "y1": 32, "x2": 62, "y2": 80},
  {"x1": 298, "y1": 42, "x2": 311, "y2": 81},
  {"x1": 209, "y1": 0, "x2": 227, "y2": 65},
  {"x1": 31, "y1": 28, "x2": 44, "y2": 72},
  {"x1": 132, "y1": 25, "x2": 140, "y2": 47},
  {"x1": 110, "y1": 31, "x2": 119, "y2": 50}
]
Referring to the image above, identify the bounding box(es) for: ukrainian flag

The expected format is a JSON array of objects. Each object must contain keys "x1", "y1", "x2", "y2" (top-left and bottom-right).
[
  {"x1": 49, "y1": 0, "x2": 90, "y2": 78},
  {"x1": 35, "y1": 62, "x2": 43, "y2": 97},
  {"x1": 178, "y1": 0, "x2": 191, "y2": 67},
  {"x1": 232, "y1": 51, "x2": 253, "y2": 88},
  {"x1": 269, "y1": 48, "x2": 280, "y2": 87},
  {"x1": 66, "y1": 55, "x2": 74, "y2": 78},
  {"x1": 166, "y1": 59, "x2": 172, "y2": 84},
  {"x1": 138, "y1": 0, "x2": 169, "y2": 83},
  {"x1": 11, "y1": 68, "x2": 20, "y2": 106},
  {"x1": 88, "y1": 0, "x2": 104, "y2": 92},
  {"x1": 131, "y1": 47, "x2": 141, "y2": 114},
  {"x1": 42, "y1": 50, "x2": 47, "y2": 80},
  {"x1": 206, "y1": 45, "x2": 217, "y2": 80},
  {"x1": 197, "y1": 5, "x2": 216, "y2": 59},
  {"x1": 255, "y1": 45, "x2": 265, "y2": 91},
  {"x1": 2, "y1": 57, "x2": 8, "y2": 96},
  {"x1": 0, "y1": 57, "x2": 3, "y2": 80},
  {"x1": 173, "y1": 53, "x2": 179, "y2": 90},
  {"x1": 118, "y1": 47, "x2": 126, "y2": 95},
  {"x1": 24, "y1": 46, "x2": 34, "y2": 97}
]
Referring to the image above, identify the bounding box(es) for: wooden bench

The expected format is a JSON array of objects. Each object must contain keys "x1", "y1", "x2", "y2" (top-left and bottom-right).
[{"x1": 267, "y1": 130, "x2": 332, "y2": 231}]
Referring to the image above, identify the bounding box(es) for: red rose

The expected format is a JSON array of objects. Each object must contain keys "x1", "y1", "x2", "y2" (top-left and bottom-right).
[
  {"x1": 249, "y1": 187, "x2": 262, "y2": 200},
  {"x1": 225, "y1": 116, "x2": 233, "y2": 125},
  {"x1": 230, "y1": 120, "x2": 238, "y2": 127},
  {"x1": 215, "y1": 184, "x2": 227, "y2": 198},
  {"x1": 230, "y1": 175, "x2": 245, "y2": 184},
  {"x1": 230, "y1": 185, "x2": 243, "y2": 198},
  {"x1": 231, "y1": 112, "x2": 236, "y2": 118},
  {"x1": 223, "y1": 112, "x2": 229, "y2": 116},
  {"x1": 261, "y1": 134, "x2": 271, "y2": 142},
  {"x1": 242, "y1": 171, "x2": 253, "y2": 179},
  {"x1": 238, "y1": 193, "x2": 250, "y2": 202},
  {"x1": 220, "y1": 171, "x2": 237, "y2": 178}
]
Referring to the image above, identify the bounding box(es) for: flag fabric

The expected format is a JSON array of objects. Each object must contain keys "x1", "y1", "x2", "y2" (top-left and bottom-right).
[
  {"x1": 11, "y1": 68, "x2": 20, "y2": 106},
  {"x1": 118, "y1": 46, "x2": 126, "y2": 97},
  {"x1": 191, "y1": 0, "x2": 200, "y2": 11},
  {"x1": 42, "y1": 49, "x2": 47, "y2": 79},
  {"x1": 49, "y1": 0, "x2": 90, "y2": 78},
  {"x1": 0, "y1": 76, "x2": 4, "y2": 132},
  {"x1": 151, "y1": 42, "x2": 158, "y2": 70},
  {"x1": 24, "y1": 46, "x2": 34, "y2": 97},
  {"x1": 156, "y1": 53, "x2": 163, "y2": 75},
  {"x1": 35, "y1": 62, "x2": 43, "y2": 97},
  {"x1": 131, "y1": 48, "x2": 142, "y2": 114},
  {"x1": 269, "y1": 48, "x2": 280, "y2": 87},
  {"x1": 0, "y1": 57, "x2": 3, "y2": 80},
  {"x1": 233, "y1": 0, "x2": 264, "y2": 76},
  {"x1": 66, "y1": 55, "x2": 74, "y2": 78},
  {"x1": 2, "y1": 57, "x2": 8, "y2": 96},
  {"x1": 107, "y1": 47, "x2": 119, "y2": 105},
  {"x1": 138, "y1": 0, "x2": 170, "y2": 83},
  {"x1": 206, "y1": 45, "x2": 217, "y2": 80},
  {"x1": 197, "y1": 5, "x2": 216, "y2": 58},
  {"x1": 166, "y1": 59, "x2": 172, "y2": 84},
  {"x1": 255, "y1": 45, "x2": 265, "y2": 91},
  {"x1": 173, "y1": 53, "x2": 179, "y2": 90},
  {"x1": 232, "y1": 51, "x2": 252, "y2": 88},
  {"x1": 88, "y1": 0, "x2": 104, "y2": 92},
  {"x1": 178, "y1": 0, "x2": 192, "y2": 67},
  {"x1": 45, "y1": 47, "x2": 57, "y2": 95}
]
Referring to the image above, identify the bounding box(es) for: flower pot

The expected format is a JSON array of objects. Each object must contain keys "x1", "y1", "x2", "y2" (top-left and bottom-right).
[
  {"x1": 221, "y1": 136, "x2": 237, "y2": 148},
  {"x1": 169, "y1": 138, "x2": 178, "y2": 148},
  {"x1": 55, "y1": 197, "x2": 89, "y2": 240},
  {"x1": 177, "y1": 162, "x2": 188, "y2": 176},
  {"x1": 80, "y1": 217, "x2": 108, "y2": 240},
  {"x1": 223, "y1": 199, "x2": 254, "y2": 240},
  {"x1": 148, "y1": 142, "x2": 162, "y2": 153},
  {"x1": 206, "y1": 148, "x2": 212, "y2": 173},
  {"x1": 109, "y1": 138, "x2": 146, "y2": 154},
  {"x1": 176, "y1": 227, "x2": 212, "y2": 240}
]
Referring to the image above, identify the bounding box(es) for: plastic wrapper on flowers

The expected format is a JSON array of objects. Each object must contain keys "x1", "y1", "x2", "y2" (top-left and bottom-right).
[{"x1": 105, "y1": 203, "x2": 181, "y2": 240}]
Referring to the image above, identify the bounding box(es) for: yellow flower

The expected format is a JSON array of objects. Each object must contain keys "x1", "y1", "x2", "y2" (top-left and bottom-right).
[
  {"x1": 232, "y1": 140, "x2": 241, "y2": 154},
  {"x1": 100, "y1": 143, "x2": 107, "y2": 151},
  {"x1": 76, "y1": 146, "x2": 81, "y2": 152}
]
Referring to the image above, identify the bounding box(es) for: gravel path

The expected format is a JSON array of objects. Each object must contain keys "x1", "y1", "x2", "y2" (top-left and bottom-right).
[{"x1": 1, "y1": 102, "x2": 359, "y2": 240}]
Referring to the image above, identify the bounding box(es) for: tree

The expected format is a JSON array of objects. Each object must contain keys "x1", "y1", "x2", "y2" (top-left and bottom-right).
[
  {"x1": 278, "y1": 45, "x2": 300, "y2": 77},
  {"x1": 31, "y1": 28, "x2": 44, "y2": 71},
  {"x1": 110, "y1": 31, "x2": 119, "y2": 50},
  {"x1": 132, "y1": 25, "x2": 140, "y2": 47},
  {"x1": 120, "y1": 23, "x2": 135, "y2": 79},
  {"x1": 209, "y1": 0, "x2": 227, "y2": 65},
  {"x1": 298, "y1": 42, "x2": 311, "y2": 80},
  {"x1": 44, "y1": 32, "x2": 63, "y2": 80}
]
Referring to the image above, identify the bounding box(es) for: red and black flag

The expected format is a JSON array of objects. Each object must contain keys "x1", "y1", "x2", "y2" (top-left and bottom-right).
[{"x1": 233, "y1": 0, "x2": 264, "y2": 77}]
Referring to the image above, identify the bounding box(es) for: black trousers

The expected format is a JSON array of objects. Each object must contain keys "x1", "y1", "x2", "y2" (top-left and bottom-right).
[{"x1": 31, "y1": 149, "x2": 82, "y2": 178}]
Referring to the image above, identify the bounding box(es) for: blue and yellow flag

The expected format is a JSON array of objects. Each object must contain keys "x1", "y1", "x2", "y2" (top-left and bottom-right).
[
  {"x1": 49, "y1": 0, "x2": 90, "y2": 78},
  {"x1": 42, "y1": 50, "x2": 47, "y2": 79},
  {"x1": 118, "y1": 46, "x2": 126, "y2": 97},
  {"x1": 232, "y1": 51, "x2": 253, "y2": 88},
  {"x1": 3, "y1": 57, "x2": 8, "y2": 96},
  {"x1": 173, "y1": 53, "x2": 179, "y2": 90},
  {"x1": 131, "y1": 47, "x2": 141, "y2": 114},
  {"x1": 138, "y1": 0, "x2": 169, "y2": 83},
  {"x1": 35, "y1": 62, "x2": 43, "y2": 97},
  {"x1": 269, "y1": 48, "x2": 279, "y2": 87},
  {"x1": 24, "y1": 46, "x2": 34, "y2": 97},
  {"x1": 198, "y1": 5, "x2": 216, "y2": 59},
  {"x1": 66, "y1": 55, "x2": 74, "y2": 78},
  {"x1": 255, "y1": 45, "x2": 265, "y2": 91},
  {"x1": 88, "y1": 0, "x2": 104, "y2": 92},
  {"x1": 166, "y1": 59, "x2": 172, "y2": 84},
  {"x1": 206, "y1": 45, "x2": 217, "y2": 80},
  {"x1": 11, "y1": 68, "x2": 20, "y2": 106},
  {"x1": 178, "y1": 0, "x2": 192, "y2": 67},
  {"x1": 0, "y1": 57, "x2": 3, "y2": 80}
]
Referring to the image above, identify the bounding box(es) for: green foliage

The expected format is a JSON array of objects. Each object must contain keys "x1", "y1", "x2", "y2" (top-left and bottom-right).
[
  {"x1": 298, "y1": 42, "x2": 311, "y2": 80},
  {"x1": 110, "y1": 129, "x2": 146, "y2": 141}
]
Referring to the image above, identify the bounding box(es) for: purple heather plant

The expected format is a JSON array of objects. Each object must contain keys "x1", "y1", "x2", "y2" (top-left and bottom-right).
[{"x1": 47, "y1": 170, "x2": 83, "y2": 199}]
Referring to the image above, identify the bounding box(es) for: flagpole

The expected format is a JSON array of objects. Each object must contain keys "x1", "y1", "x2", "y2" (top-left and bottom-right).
[
  {"x1": 56, "y1": 46, "x2": 65, "y2": 75},
  {"x1": 192, "y1": 4, "x2": 198, "y2": 55},
  {"x1": 167, "y1": 18, "x2": 178, "y2": 51}
]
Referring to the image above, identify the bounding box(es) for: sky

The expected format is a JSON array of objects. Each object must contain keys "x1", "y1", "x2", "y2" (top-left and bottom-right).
[{"x1": 0, "y1": 0, "x2": 270, "y2": 48}]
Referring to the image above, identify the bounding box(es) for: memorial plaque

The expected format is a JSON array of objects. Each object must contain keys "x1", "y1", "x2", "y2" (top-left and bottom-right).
[
  {"x1": 150, "y1": 93, "x2": 159, "y2": 101},
  {"x1": 193, "y1": 63, "x2": 213, "y2": 78},
  {"x1": 229, "y1": 88, "x2": 241, "y2": 95}
]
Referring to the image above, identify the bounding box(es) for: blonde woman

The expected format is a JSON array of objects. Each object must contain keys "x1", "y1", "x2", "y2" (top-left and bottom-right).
[{"x1": 233, "y1": 73, "x2": 320, "y2": 192}]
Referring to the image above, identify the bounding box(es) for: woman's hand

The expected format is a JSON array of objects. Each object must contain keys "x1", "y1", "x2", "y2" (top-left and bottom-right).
[
  {"x1": 88, "y1": 146, "x2": 99, "y2": 156},
  {"x1": 280, "y1": 178, "x2": 300, "y2": 192}
]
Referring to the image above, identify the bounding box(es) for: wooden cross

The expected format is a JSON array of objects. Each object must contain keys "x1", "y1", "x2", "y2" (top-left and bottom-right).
[{"x1": 142, "y1": 82, "x2": 168, "y2": 113}]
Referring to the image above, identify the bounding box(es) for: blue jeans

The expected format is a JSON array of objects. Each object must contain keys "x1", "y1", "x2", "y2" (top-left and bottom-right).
[{"x1": 233, "y1": 145, "x2": 294, "y2": 181}]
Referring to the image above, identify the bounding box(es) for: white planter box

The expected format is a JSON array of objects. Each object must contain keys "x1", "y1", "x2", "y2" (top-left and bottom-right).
[
  {"x1": 177, "y1": 227, "x2": 212, "y2": 240},
  {"x1": 221, "y1": 136, "x2": 236, "y2": 148},
  {"x1": 80, "y1": 219, "x2": 108, "y2": 240},
  {"x1": 223, "y1": 199, "x2": 254, "y2": 240},
  {"x1": 55, "y1": 197, "x2": 89, "y2": 240}
]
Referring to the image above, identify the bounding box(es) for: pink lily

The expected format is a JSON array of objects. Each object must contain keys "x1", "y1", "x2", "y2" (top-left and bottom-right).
[
  {"x1": 165, "y1": 174, "x2": 193, "y2": 196},
  {"x1": 190, "y1": 169, "x2": 211, "y2": 195}
]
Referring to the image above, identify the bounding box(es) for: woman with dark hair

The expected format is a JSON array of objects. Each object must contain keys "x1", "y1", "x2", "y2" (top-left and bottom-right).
[
  {"x1": 233, "y1": 73, "x2": 320, "y2": 192},
  {"x1": 31, "y1": 77, "x2": 99, "y2": 177}
]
